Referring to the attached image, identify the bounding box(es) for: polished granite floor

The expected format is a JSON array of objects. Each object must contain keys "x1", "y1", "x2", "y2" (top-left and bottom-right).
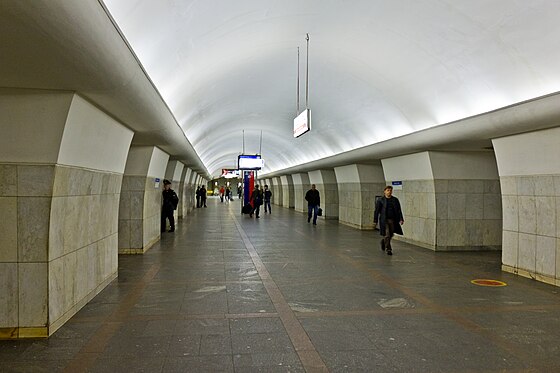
[{"x1": 2, "y1": 197, "x2": 560, "y2": 372}]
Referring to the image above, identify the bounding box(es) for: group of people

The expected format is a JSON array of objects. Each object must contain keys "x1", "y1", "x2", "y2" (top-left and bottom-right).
[
  {"x1": 247, "y1": 184, "x2": 273, "y2": 218},
  {"x1": 218, "y1": 185, "x2": 234, "y2": 203},
  {"x1": 195, "y1": 185, "x2": 207, "y2": 208},
  {"x1": 162, "y1": 179, "x2": 404, "y2": 256}
]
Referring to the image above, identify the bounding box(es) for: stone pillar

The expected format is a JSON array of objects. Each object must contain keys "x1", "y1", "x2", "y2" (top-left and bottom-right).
[
  {"x1": 271, "y1": 177, "x2": 283, "y2": 206},
  {"x1": 178, "y1": 166, "x2": 188, "y2": 218},
  {"x1": 335, "y1": 164, "x2": 386, "y2": 229},
  {"x1": 182, "y1": 168, "x2": 195, "y2": 215},
  {"x1": 119, "y1": 146, "x2": 169, "y2": 254},
  {"x1": 280, "y1": 175, "x2": 295, "y2": 208},
  {"x1": 308, "y1": 170, "x2": 339, "y2": 220},
  {"x1": 382, "y1": 151, "x2": 501, "y2": 251},
  {"x1": 164, "y1": 160, "x2": 184, "y2": 222},
  {"x1": 493, "y1": 127, "x2": 560, "y2": 286},
  {"x1": 0, "y1": 90, "x2": 133, "y2": 338},
  {"x1": 292, "y1": 173, "x2": 310, "y2": 213}
]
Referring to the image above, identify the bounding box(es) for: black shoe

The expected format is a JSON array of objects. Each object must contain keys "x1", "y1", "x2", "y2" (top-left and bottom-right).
[
  {"x1": 380, "y1": 239, "x2": 385, "y2": 251},
  {"x1": 313, "y1": 222, "x2": 316, "y2": 225},
  {"x1": 387, "y1": 249, "x2": 392, "y2": 256},
  {"x1": 250, "y1": 214, "x2": 253, "y2": 218},
  {"x1": 308, "y1": 217, "x2": 311, "y2": 223},
  {"x1": 256, "y1": 216, "x2": 260, "y2": 218},
  {"x1": 169, "y1": 229, "x2": 174, "y2": 232}
]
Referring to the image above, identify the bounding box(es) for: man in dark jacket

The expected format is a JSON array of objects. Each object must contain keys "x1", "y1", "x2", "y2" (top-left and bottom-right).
[
  {"x1": 250, "y1": 185, "x2": 263, "y2": 218},
  {"x1": 263, "y1": 184, "x2": 272, "y2": 214},
  {"x1": 195, "y1": 186, "x2": 201, "y2": 208},
  {"x1": 374, "y1": 185, "x2": 404, "y2": 255},
  {"x1": 161, "y1": 179, "x2": 179, "y2": 233},
  {"x1": 200, "y1": 186, "x2": 207, "y2": 207},
  {"x1": 305, "y1": 184, "x2": 320, "y2": 225}
]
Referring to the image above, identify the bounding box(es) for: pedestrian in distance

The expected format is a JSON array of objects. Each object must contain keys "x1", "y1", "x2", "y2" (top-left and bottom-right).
[
  {"x1": 200, "y1": 185, "x2": 207, "y2": 207},
  {"x1": 219, "y1": 185, "x2": 225, "y2": 202},
  {"x1": 305, "y1": 184, "x2": 320, "y2": 225},
  {"x1": 373, "y1": 185, "x2": 404, "y2": 256},
  {"x1": 196, "y1": 186, "x2": 201, "y2": 208},
  {"x1": 250, "y1": 185, "x2": 263, "y2": 218},
  {"x1": 263, "y1": 184, "x2": 272, "y2": 213},
  {"x1": 161, "y1": 179, "x2": 179, "y2": 233}
]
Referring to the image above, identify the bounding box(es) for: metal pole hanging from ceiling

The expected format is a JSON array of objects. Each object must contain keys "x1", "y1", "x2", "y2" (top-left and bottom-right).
[
  {"x1": 297, "y1": 47, "x2": 300, "y2": 116},
  {"x1": 306, "y1": 33, "x2": 310, "y2": 110}
]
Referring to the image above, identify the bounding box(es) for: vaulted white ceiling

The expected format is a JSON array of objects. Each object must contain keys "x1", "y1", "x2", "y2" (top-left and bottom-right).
[{"x1": 104, "y1": 1, "x2": 560, "y2": 177}]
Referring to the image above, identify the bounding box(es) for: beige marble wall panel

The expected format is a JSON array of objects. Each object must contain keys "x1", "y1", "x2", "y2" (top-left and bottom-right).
[
  {"x1": 502, "y1": 231, "x2": 519, "y2": 267},
  {"x1": 518, "y1": 196, "x2": 537, "y2": 234},
  {"x1": 18, "y1": 197, "x2": 51, "y2": 262},
  {"x1": 294, "y1": 185, "x2": 306, "y2": 212},
  {"x1": 17, "y1": 166, "x2": 54, "y2": 196},
  {"x1": 483, "y1": 220, "x2": 503, "y2": 246},
  {"x1": 0, "y1": 165, "x2": 17, "y2": 196},
  {"x1": 536, "y1": 196, "x2": 556, "y2": 237},
  {"x1": 536, "y1": 235, "x2": 556, "y2": 276},
  {"x1": 500, "y1": 174, "x2": 560, "y2": 285},
  {"x1": 48, "y1": 258, "x2": 64, "y2": 324},
  {"x1": 118, "y1": 219, "x2": 131, "y2": 249},
  {"x1": 0, "y1": 263, "x2": 18, "y2": 327},
  {"x1": 518, "y1": 233, "x2": 536, "y2": 272},
  {"x1": 130, "y1": 219, "x2": 144, "y2": 249},
  {"x1": 63, "y1": 251, "x2": 77, "y2": 314},
  {"x1": 0, "y1": 197, "x2": 17, "y2": 262},
  {"x1": 18, "y1": 263, "x2": 48, "y2": 327}
]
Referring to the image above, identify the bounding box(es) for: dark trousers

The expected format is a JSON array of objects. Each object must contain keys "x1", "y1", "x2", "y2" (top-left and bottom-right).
[
  {"x1": 196, "y1": 196, "x2": 201, "y2": 208},
  {"x1": 308, "y1": 205, "x2": 318, "y2": 224},
  {"x1": 264, "y1": 200, "x2": 271, "y2": 213},
  {"x1": 161, "y1": 209, "x2": 175, "y2": 232},
  {"x1": 383, "y1": 219, "x2": 395, "y2": 250},
  {"x1": 251, "y1": 204, "x2": 261, "y2": 217},
  {"x1": 201, "y1": 198, "x2": 207, "y2": 207}
]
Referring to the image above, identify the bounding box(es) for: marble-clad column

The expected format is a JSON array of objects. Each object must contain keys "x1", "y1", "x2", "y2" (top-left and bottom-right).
[
  {"x1": 308, "y1": 170, "x2": 339, "y2": 220},
  {"x1": 493, "y1": 127, "x2": 560, "y2": 287},
  {"x1": 272, "y1": 176, "x2": 284, "y2": 206},
  {"x1": 183, "y1": 168, "x2": 196, "y2": 215},
  {"x1": 335, "y1": 164, "x2": 385, "y2": 229},
  {"x1": 292, "y1": 173, "x2": 310, "y2": 213},
  {"x1": 280, "y1": 175, "x2": 295, "y2": 208},
  {"x1": 165, "y1": 160, "x2": 184, "y2": 222},
  {"x1": 119, "y1": 146, "x2": 169, "y2": 254},
  {"x1": 382, "y1": 151, "x2": 501, "y2": 251},
  {"x1": 0, "y1": 90, "x2": 133, "y2": 338},
  {"x1": 178, "y1": 166, "x2": 189, "y2": 218}
]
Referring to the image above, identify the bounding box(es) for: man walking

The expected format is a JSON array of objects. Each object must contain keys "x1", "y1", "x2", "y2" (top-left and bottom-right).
[
  {"x1": 305, "y1": 184, "x2": 320, "y2": 225},
  {"x1": 263, "y1": 184, "x2": 272, "y2": 214},
  {"x1": 374, "y1": 185, "x2": 404, "y2": 256},
  {"x1": 161, "y1": 179, "x2": 179, "y2": 233},
  {"x1": 200, "y1": 185, "x2": 207, "y2": 207},
  {"x1": 195, "y1": 186, "x2": 201, "y2": 208},
  {"x1": 250, "y1": 185, "x2": 263, "y2": 218}
]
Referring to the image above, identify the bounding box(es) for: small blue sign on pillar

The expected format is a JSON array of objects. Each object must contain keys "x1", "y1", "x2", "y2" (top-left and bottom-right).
[
  {"x1": 392, "y1": 181, "x2": 403, "y2": 190},
  {"x1": 155, "y1": 178, "x2": 161, "y2": 189}
]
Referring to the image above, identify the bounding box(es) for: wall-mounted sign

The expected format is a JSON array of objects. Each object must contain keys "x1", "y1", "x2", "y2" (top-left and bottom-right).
[
  {"x1": 221, "y1": 169, "x2": 240, "y2": 178},
  {"x1": 293, "y1": 109, "x2": 310, "y2": 138},
  {"x1": 155, "y1": 178, "x2": 160, "y2": 189},
  {"x1": 391, "y1": 181, "x2": 403, "y2": 190}
]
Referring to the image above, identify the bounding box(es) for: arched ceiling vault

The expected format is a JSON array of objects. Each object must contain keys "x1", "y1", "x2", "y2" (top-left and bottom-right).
[
  {"x1": 103, "y1": 0, "x2": 560, "y2": 177},
  {"x1": 2, "y1": 1, "x2": 560, "y2": 179}
]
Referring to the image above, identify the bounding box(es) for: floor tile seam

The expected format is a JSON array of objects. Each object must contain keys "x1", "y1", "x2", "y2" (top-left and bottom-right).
[
  {"x1": 62, "y1": 263, "x2": 162, "y2": 373},
  {"x1": 230, "y1": 211, "x2": 329, "y2": 371},
  {"x1": 283, "y1": 223, "x2": 547, "y2": 368}
]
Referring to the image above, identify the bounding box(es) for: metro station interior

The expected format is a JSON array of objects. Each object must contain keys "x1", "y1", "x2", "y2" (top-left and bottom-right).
[{"x1": 1, "y1": 1, "x2": 560, "y2": 372}]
